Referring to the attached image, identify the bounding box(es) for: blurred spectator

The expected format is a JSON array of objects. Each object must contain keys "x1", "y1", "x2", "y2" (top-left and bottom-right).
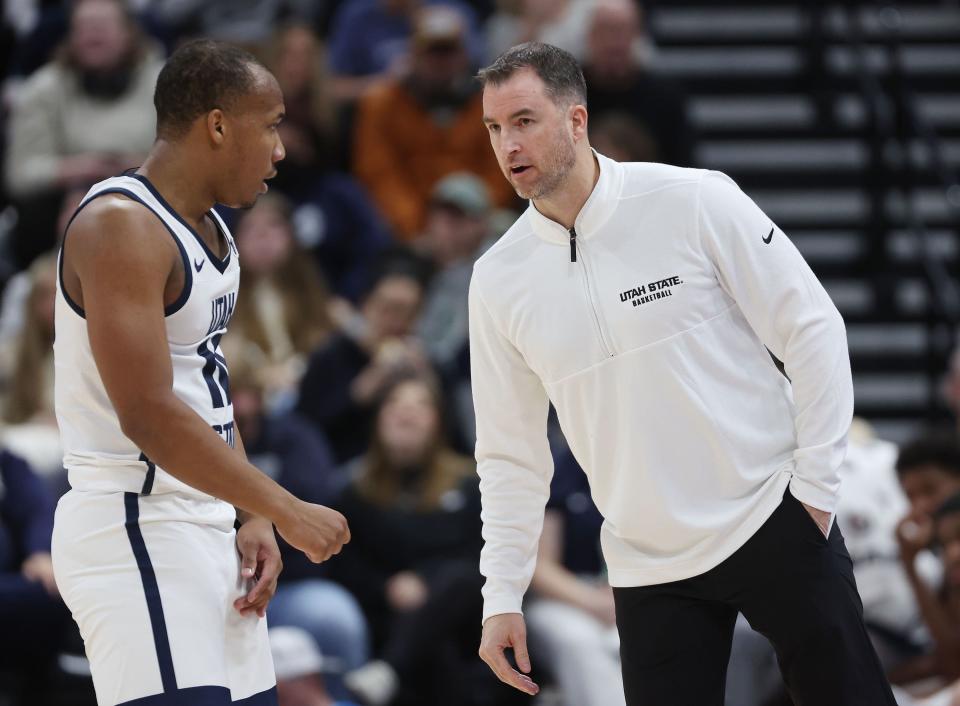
[
  {"x1": 891, "y1": 433, "x2": 960, "y2": 687},
  {"x1": 287, "y1": 179, "x2": 393, "y2": 304},
  {"x1": 352, "y1": 5, "x2": 514, "y2": 241},
  {"x1": 485, "y1": 0, "x2": 593, "y2": 63},
  {"x1": 924, "y1": 497, "x2": 960, "y2": 695},
  {"x1": 525, "y1": 430, "x2": 625, "y2": 706},
  {"x1": 328, "y1": 372, "x2": 509, "y2": 706},
  {"x1": 297, "y1": 266, "x2": 428, "y2": 464},
  {"x1": 888, "y1": 492, "x2": 960, "y2": 706},
  {"x1": 256, "y1": 23, "x2": 393, "y2": 302},
  {"x1": 4, "y1": 0, "x2": 162, "y2": 268},
  {"x1": 415, "y1": 172, "x2": 496, "y2": 366},
  {"x1": 590, "y1": 112, "x2": 661, "y2": 163},
  {"x1": 0, "y1": 188, "x2": 84, "y2": 352},
  {"x1": 143, "y1": 0, "x2": 316, "y2": 46},
  {"x1": 582, "y1": 0, "x2": 696, "y2": 167},
  {"x1": 1, "y1": 252, "x2": 56, "y2": 426},
  {"x1": 229, "y1": 360, "x2": 369, "y2": 699},
  {"x1": 261, "y1": 22, "x2": 338, "y2": 176},
  {"x1": 270, "y1": 626, "x2": 361, "y2": 706},
  {"x1": 326, "y1": 0, "x2": 483, "y2": 102},
  {"x1": 223, "y1": 194, "x2": 334, "y2": 410},
  {"x1": 0, "y1": 449, "x2": 72, "y2": 700},
  {"x1": 411, "y1": 172, "x2": 504, "y2": 449}
]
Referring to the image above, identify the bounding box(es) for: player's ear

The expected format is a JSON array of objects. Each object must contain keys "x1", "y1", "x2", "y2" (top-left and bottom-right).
[{"x1": 207, "y1": 109, "x2": 226, "y2": 145}]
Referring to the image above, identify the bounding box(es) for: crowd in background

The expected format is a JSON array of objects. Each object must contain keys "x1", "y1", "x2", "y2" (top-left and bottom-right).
[{"x1": 0, "y1": 1, "x2": 959, "y2": 705}]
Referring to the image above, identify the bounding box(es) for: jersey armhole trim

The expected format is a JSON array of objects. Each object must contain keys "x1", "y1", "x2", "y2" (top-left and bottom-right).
[{"x1": 58, "y1": 188, "x2": 194, "y2": 320}]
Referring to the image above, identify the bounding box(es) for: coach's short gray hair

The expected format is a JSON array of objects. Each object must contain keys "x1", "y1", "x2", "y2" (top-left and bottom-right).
[{"x1": 476, "y1": 42, "x2": 587, "y2": 107}]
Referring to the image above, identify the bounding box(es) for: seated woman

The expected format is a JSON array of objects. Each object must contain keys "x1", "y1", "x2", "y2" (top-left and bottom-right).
[
  {"x1": 329, "y1": 371, "x2": 521, "y2": 706},
  {"x1": 224, "y1": 193, "x2": 334, "y2": 410},
  {"x1": 0, "y1": 252, "x2": 65, "y2": 480}
]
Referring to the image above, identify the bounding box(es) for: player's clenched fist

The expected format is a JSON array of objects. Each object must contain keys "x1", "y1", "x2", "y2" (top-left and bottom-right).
[{"x1": 275, "y1": 500, "x2": 350, "y2": 563}]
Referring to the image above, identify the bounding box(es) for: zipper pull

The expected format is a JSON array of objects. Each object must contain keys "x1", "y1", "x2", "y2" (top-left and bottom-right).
[{"x1": 569, "y1": 226, "x2": 577, "y2": 263}]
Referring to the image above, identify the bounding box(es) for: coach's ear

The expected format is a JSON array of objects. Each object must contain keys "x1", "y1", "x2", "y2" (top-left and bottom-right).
[
  {"x1": 569, "y1": 103, "x2": 588, "y2": 143},
  {"x1": 207, "y1": 109, "x2": 226, "y2": 145}
]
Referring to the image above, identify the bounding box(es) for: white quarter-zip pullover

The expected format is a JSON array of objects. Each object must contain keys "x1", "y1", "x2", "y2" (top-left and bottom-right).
[{"x1": 469, "y1": 153, "x2": 853, "y2": 622}]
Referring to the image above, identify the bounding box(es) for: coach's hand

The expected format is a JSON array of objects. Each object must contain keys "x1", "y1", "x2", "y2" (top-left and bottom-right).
[
  {"x1": 275, "y1": 500, "x2": 350, "y2": 564},
  {"x1": 801, "y1": 502, "x2": 831, "y2": 538},
  {"x1": 234, "y1": 516, "x2": 282, "y2": 618},
  {"x1": 479, "y1": 613, "x2": 539, "y2": 696}
]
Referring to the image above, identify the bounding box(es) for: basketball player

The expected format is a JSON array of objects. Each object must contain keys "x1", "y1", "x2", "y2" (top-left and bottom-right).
[
  {"x1": 470, "y1": 42, "x2": 897, "y2": 705},
  {"x1": 50, "y1": 40, "x2": 349, "y2": 706}
]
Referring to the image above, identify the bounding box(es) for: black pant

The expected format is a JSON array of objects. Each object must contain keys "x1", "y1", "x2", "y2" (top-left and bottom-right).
[{"x1": 613, "y1": 489, "x2": 898, "y2": 706}]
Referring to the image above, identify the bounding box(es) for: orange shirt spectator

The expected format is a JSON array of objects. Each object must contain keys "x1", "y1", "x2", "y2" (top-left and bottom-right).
[{"x1": 352, "y1": 6, "x2": 514, "y2": 241}]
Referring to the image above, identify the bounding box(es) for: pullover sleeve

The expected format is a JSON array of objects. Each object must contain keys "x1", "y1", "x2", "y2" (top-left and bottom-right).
[
  {"x1": 697, "y1": 170, "x2": 853, "y2": 514},
  {"x1": 468, "y1": 272, "x2": 554, "y2": 623}
]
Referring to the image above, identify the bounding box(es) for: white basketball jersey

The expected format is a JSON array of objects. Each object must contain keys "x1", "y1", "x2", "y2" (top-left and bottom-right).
[{"x1": 55, "y1": 174, "x2": 240, "y2": 499}]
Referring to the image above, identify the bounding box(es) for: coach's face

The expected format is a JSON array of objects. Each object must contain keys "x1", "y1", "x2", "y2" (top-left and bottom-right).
[
  {"x1": 216, "y1": 66, "x2": 286, "y2": 209},
  {"x1": 482, "y1": 68, "x2": 585, "y2": 201}
]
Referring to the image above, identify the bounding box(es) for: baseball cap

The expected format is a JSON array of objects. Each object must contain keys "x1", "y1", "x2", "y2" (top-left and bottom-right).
[
  {"x1": 269, "y1": 626, "x2": 325, "y2": 681},
  {"x1": 412, "y1": 6, "x2": 466, "y2": 49},
  {"x1": 431, "y1": 172, "x2": 490, "y2": 217}
]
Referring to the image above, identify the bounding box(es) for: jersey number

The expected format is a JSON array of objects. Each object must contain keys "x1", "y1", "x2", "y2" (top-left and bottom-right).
[{"x1": 198, "y1": 334, "x2": 231, "y2": 408}]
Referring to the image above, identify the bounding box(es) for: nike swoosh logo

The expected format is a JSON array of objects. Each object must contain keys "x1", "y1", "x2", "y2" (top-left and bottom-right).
[
  {"x1": 762, "y1": 227, "x2": 774, "y2": 244},
  {"x1": 194, "y1": 258, "x2": 205, "y2": 272}
]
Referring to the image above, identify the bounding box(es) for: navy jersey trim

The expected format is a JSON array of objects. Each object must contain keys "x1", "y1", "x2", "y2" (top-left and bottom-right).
[
  {"x1": 58, "y1": 242, "x2": 86, "y2": 319},
  {"x1": 58, "y1": 188, "x2": 194, "y2": 319},
  {"x1": 124, "y1": 492, "x2": 178, "y2": 694},
  {"x1": 116, "y1": 685, "x2": 277, "y2": 705},
  {"x1": 130, "y1": 174, "x2": 232, "y2": 275}
]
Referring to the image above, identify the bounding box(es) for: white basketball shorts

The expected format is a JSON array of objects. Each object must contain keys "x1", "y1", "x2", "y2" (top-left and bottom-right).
[{"x1": 51, "y1": 489, "x2": 277, "y2": 705}]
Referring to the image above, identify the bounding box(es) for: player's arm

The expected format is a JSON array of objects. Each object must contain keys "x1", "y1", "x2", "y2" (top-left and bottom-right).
[
  {"x1": 697, "y1": 171, "x2": 853, "y2": 526},
  {"x1": 230, "y1": 428, "x2": 283, "y2": 617},
  {"x1": 67, "y1": 199, "x2": 348, "y2": 562},
  {"x1": 469, "y1": 273, "x2": 550, "y2": 696}
]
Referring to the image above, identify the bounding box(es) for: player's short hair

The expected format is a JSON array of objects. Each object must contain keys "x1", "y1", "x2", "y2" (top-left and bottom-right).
[
  {"x1": 896, "y1": 431, "x2": 960, "y2": 477},
  {"x1": 154, "y1": 39, "x2": 266, "y2": 139},
  {"x1": 476, "y1": 41, "x2": 587, "y2": 108}
]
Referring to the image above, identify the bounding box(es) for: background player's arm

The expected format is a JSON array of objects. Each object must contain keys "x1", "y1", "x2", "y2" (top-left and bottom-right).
[{"x1": 66, "y1": 200, "x2": 348, "y2": 562}]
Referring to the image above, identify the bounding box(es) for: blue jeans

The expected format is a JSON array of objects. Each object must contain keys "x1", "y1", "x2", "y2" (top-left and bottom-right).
[{"x1": 268, "y1": 579, "x2": 369, "y2": 698}]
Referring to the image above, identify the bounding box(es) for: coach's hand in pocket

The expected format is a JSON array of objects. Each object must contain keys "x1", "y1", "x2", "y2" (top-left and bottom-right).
[
  {"x1": 234, "y1": 516, "x2": 283, "y2": 618},
  {"x1": 801, "y1": 502, "x2": 832, "y2": 538},
  {"x1": 479, "y1": 613, "x2": 540, "y2": 696},
  {"x1": 275, "y1": 500, "x2": 350, "y2": 564}
]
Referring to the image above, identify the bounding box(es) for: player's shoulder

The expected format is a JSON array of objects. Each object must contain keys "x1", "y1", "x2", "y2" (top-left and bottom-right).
[{"x1": 66, "y1": 189, "x2": 175, "y2": 263}]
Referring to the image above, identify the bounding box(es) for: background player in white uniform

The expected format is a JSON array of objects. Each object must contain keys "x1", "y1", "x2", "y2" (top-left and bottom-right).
[{"x1": 51, "y1": 39, "x2": 350, "y2": 706}]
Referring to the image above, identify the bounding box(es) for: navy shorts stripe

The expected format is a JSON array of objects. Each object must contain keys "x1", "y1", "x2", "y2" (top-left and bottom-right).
[
  {"x1": 139, "y1": 453, "x2": 157, "y2": 495},
  {"x1": 124, "y1": 492, "x2": 177, "y2": 694},
  {"x1": 234, "y1": 686, "x2": 278, "y2": 705},
  {"x1": 116, "y1": 685, "x2": 277, "y2": 705}
]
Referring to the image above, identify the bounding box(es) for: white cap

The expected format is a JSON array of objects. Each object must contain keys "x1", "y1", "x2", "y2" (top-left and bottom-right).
[{"x1": 269, "y1": 626, "x2": 325, "y2": 681}]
